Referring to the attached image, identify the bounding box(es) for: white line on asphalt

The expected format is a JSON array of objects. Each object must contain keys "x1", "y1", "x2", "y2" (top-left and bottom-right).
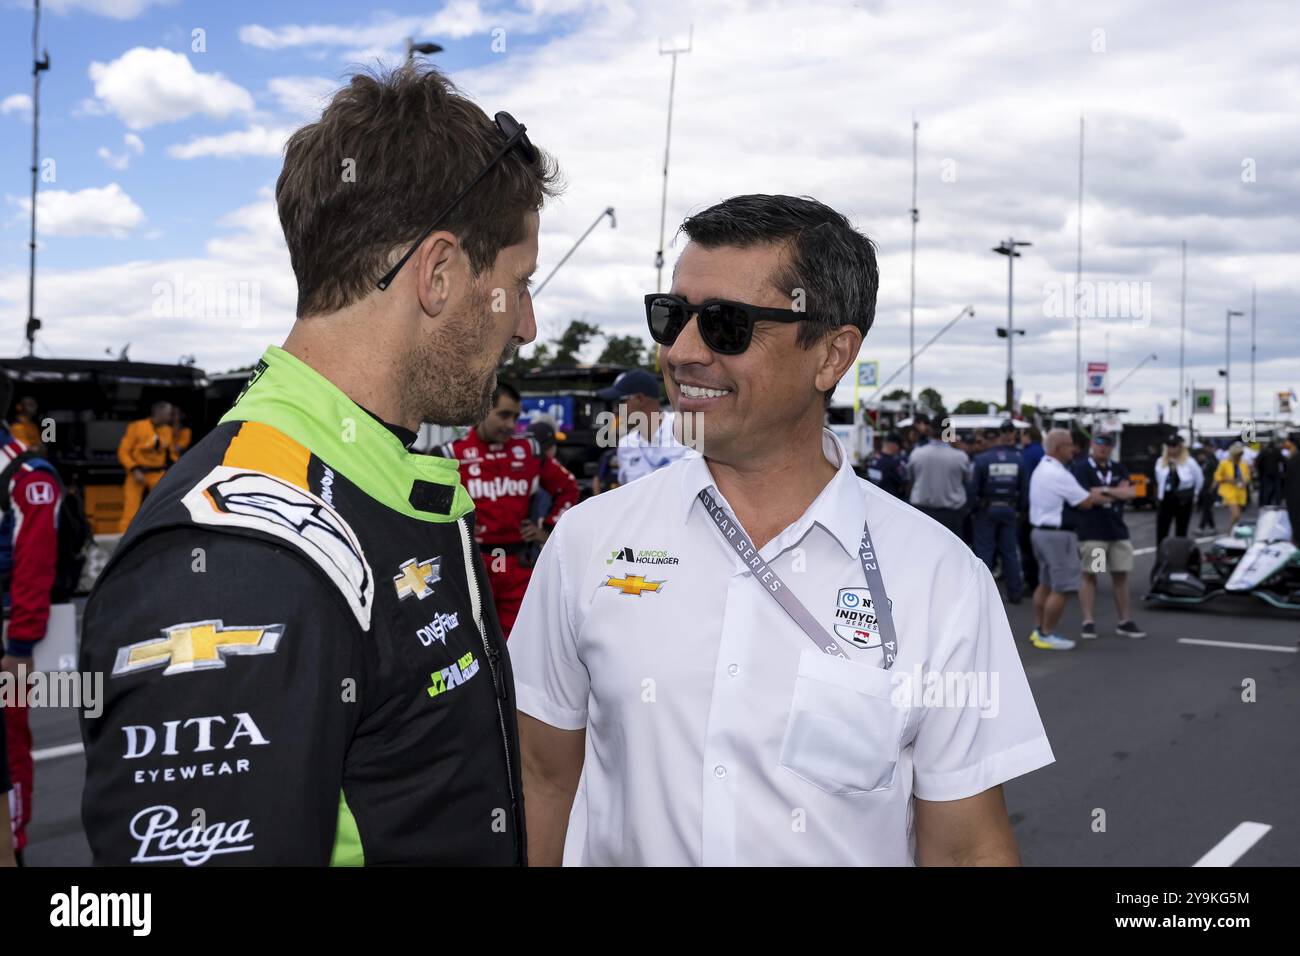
[
  {"x1": 1194, "y1": 821, "x2": 1272, "y2": 867},
  {"x1": 32, "y1": 742, "x2": 84, "y2": 763},
  {"x1": 1178, "y1": 638, "x2": 1298, "y2": 653},
  {"x1": 1132, "y1": 534, "x2": 1218, "y2": 557}
]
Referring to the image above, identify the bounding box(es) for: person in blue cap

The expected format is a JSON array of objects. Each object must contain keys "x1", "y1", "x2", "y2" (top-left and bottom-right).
[{"x1": 597, "y1": 368, "x2": 691, "y2": 484}]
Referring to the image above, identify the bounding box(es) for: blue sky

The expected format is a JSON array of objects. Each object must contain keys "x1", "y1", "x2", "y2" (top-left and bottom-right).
[
  {"x1": 0, "y1": 0, "x2": 1296, "y2": 423},
  {"x1": 0, "y1": 1, "x2": 570, "y2": 274}
]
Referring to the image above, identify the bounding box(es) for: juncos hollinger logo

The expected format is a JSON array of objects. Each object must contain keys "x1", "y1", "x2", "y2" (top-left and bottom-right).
[{"x1": 606, "y1": 546, "x2": 680, "y2": 566}]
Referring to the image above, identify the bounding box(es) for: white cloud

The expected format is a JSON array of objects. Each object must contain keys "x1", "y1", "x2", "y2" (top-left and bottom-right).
[
  {"x1": 98, "y1": 132, "x2": 146, "y2": 170},
  {"x1": 266, "y1": 76, "x2": 339, "y2": 121},
  {"x1": 167, "y1": 125, "x2": 293, "y2": 160},
  {"x1": 10, "y1": 183, "x2": 145, "y2": 238},
  {"x1": 240, "y1": 3, "x2": 493, "y2": 51},
  {"x1": 1, "y1": 94, "x2": 33, "y2": 117},
  {"x1": 45, "y1": 0, "x2": 173, "y2": 18},
  {"x1": 0, "y1": 191, "x2": 295, "y2": 370},
  {"x1": 238, "y1": 0, "x2": 572, "y2": 62},
  {"x1": 87, "y1": 47, "x2": 254, "y2": 129}
]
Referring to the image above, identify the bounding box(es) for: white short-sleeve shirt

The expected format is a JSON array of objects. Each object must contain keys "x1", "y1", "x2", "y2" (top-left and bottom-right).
[
  {"x1": 510, "y1": 429, "x2": 1054, "y2": 866},
  {"x1": 616, "y1": 410, "x2": 693, "y2": 485},
  {"x1": 1027, "y1": 455, "x2": 1090, "y2": 528}
]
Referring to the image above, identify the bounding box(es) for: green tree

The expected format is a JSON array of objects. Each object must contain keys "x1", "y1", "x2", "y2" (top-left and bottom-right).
[
  {"x1": 597, "y1": 334, "x2": 649, "y2": 368},
  {"x1": 918, "y1": 387, "x2": 947, "y2": 424},
  {"x1": 500, "y1": 341, "x2": 552, "y2": 379},
  {"x1": 552, "y1": 319, "x2": 602, "y2": 366},
  {"x1": 883, "y1": 388, "x2": 909, "y2": 401},
  {"x1": 953, "y1": 399, "x2": 996, "y2": 415}
]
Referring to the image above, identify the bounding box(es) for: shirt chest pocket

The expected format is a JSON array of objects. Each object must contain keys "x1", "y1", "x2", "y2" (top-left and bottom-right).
[{"x1": 779, "y1": 648, "x2": 908, "y2": 795}]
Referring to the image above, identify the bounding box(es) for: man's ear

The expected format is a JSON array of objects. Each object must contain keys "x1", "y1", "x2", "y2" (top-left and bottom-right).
[
  {"x1": 815, "y1": 325, "x2": 864, "y2": 394},
  {"x1": 413, "y1": 230, "x2": 460, "y2": 319}
]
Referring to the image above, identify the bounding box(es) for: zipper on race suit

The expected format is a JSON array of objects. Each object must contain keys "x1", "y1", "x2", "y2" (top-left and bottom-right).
[{"x1": 457, "y1": 516, "x2": 519, "y2": 847}]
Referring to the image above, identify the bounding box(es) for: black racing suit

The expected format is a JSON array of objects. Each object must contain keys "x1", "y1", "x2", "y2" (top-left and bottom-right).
[{"x1": 79, "y1": 347, "x2": 525, "y2": 865}]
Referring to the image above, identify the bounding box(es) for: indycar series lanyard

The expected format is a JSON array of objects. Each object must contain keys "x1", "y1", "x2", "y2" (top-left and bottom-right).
[{"x1": 696, "y1": 488, "x2": 898, "y2": 668}]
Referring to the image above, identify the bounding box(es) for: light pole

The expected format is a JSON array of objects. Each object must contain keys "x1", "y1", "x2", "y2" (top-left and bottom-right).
[
  {"x1": 532, "y1": 207, "x2": 616, "y2": 297},
  {"x1": 405, "y1": 37, "x2": 443, "y2": 63},
  {"x1": 867, "y1": 306, "x2": 975, "y2": 404},
  {"x1": 26, "y1": 0, "x2": 50, "y2": 357},
  {"x1": 654, "y1": 26, "x2": 692, "y2": 293},
  {"x1": 992, "y1": 238, "x2": 1031, "y2": 413},
  {"x1": 908, "y1": 115, "x2": 918, "y2": 414},
  {"x1": 1178, "y1": 240, "x2": 1186, "y2": 427},
  {"x1": 1225, "y1": 308, "x2": 1243, "y2": 428}
]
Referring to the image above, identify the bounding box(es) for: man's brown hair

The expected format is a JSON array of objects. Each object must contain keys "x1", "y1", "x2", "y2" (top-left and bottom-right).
[{"x1": 277, "y1": 64, "x2": 561, "y2": 318}]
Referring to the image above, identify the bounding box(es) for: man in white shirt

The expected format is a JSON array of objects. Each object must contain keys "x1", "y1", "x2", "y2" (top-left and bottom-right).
[
  {"x1": 597, "y1": 368, "x2": 692, "y2": 485},
  {"x1": 1026, "y1": 428, "x2": 1109, "y2": 651},
  {"x1": 510, "y1": 194, "x2": 1055, "y2": 866}
]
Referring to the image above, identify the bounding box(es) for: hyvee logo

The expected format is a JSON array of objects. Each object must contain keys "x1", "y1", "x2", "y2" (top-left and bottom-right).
[
  {"x1": 606, "y1": 546, "x2": 681, "y2": 566},
  {"x1": 50, "y1": 886, "x2": 151, "y2": 936},
  {"x1": 130, "y1": 804, "x2": 254, "y2": 866},
  {"x1": 122, "y1": 712, "x2": 269, "y2": 785},
  {"x1": 466, "y1": 475, "x2": 531, "y2": 501}
]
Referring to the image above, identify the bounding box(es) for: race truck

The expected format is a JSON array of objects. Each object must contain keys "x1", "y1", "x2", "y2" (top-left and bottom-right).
[{"x1": 1147, "y1": 506, "x2": 1300, "y2": 611}]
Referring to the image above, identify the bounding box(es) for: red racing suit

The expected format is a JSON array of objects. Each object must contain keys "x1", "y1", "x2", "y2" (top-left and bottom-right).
[
  {"x1": 442, "y1": 430, "x2": 578, "y2": 636},
  {"x1": 0, "y1": 430, "x2": 62, "y2": 855}
]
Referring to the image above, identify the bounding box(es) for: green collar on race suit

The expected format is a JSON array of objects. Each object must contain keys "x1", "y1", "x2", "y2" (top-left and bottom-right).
[{"x1": 221, "y1": 345, "x2": 473, "y2": 523}]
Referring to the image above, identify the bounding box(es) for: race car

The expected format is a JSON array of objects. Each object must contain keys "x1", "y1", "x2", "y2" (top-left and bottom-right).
[{"x1": 1146, "y1": 507, "x2": 1300, "y2": 611}]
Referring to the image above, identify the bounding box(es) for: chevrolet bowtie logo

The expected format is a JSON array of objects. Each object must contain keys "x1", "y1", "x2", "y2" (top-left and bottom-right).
[
  {"x1": 394, "y1": 557, "x2": 441, "y2": 600},
  {"x1": 112, "y1": 620, "x2": 284, "y2": 678},
  {"x1": 602, "y1": 574, "x2": 665, "y2": 596}
]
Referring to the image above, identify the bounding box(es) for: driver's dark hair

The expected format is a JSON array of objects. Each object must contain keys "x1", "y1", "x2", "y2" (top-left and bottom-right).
[
  {"x1": 678, "y1": 195, "x2": 879, "y2": 349},
  {"x1": 493, "y1": 381, "x2": 520, "y2": 406},
  {"x1": 277, "y1": 63, "x2": 562, "y2": 319}
]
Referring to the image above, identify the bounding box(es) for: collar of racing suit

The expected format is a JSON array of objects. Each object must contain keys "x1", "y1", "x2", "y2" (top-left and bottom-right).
[{"x1": 221, "y1": 345, "x2": 474, "y2": 523}]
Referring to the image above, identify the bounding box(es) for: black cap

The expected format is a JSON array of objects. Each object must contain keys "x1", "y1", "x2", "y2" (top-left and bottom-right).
[
  {"x1": 527, "y1": 420, "x2": 565, "y2": 448},
  {"x1": 1166, "y1": 433, "x2": 1184, "y2": 446},
  {"x1": 913, "y1": 413, "x2": 931, "y2": 426},
  {"x1": 999, "y1": 419, "x2": 1016, "y2": 433},
  {"x1": 884, "y1": 432, "x2": 902, "y2": 445}
]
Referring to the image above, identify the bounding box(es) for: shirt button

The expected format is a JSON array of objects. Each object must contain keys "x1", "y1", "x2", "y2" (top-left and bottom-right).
[
  {"x1": 713, "y1": 765, "x2": 727, "y2": 779},
  {"x1": 727, "y1": 663, "x2": 739, "y2": 677}
]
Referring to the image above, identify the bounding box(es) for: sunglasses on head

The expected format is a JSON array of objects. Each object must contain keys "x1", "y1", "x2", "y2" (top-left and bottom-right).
[
  {"x1": 644, "y1": 293, "x2": 808, "y2": 355},
  {"x1": 377, "y1": 111, "x2": 537, "y2": 291}
]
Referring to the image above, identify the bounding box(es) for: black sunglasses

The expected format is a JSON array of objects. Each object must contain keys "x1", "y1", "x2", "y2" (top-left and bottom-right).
[
  {"x1": 377, "y1": 111, "x2": 538, "y2": 291},
  {"x1": 644, "y1": 293, "x2": 808, "y2": 355}
]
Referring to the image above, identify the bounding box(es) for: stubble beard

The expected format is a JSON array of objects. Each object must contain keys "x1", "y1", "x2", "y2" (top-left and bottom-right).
[{"x1": 402, "y1": 291, "x2": 520, "y2": 427}]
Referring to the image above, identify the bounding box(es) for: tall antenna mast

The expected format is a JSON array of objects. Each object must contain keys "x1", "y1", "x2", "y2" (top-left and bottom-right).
[
  {"x1": 908, "y1": 114, "x2": 918, "y2": 413},
  {"x1": 27, "y1": 0, "x2": 51, "y2": 357},
  {"x1": 1075, "y1": 113, "x2": 1084, "y2": 410},
  {"x1": 1250, "y1": 282, "x2": 1256, "y2": 422},
  {"x1": 1178, "y1": 240, "x2": 1186, "y2": 428},
  {"x1": 654, "y1": 25, "x2": 691, "y2": 294}
]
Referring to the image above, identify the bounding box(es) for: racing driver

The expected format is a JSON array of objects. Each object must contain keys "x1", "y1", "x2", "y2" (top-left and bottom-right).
[{"x1": 78, "y1": 64, "x2": 560, "y2": 865}]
